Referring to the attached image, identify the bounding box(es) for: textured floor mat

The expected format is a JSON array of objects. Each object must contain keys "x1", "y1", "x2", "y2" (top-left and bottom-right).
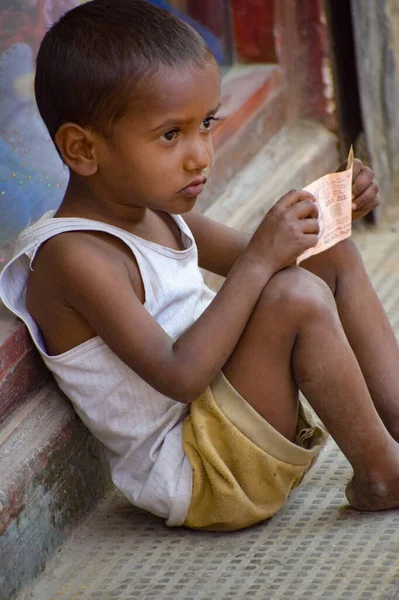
[{"x1": 22, "y1": 440, "x2": 399, "y2": 600}]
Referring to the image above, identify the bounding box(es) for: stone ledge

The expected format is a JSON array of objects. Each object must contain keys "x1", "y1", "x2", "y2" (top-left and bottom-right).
[
  {"x1": 0, "y1": 306, "x2": 50, "y2": 426},
  {"x1": 0, "y1": 382, "x2": 113, "y2": 600},
  {"x1": 0, "y1": 310, "x2": 30, "y2": 380}
]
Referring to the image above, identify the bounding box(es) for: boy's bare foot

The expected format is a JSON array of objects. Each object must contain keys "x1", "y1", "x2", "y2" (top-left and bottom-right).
[{"x1": 346, "y1": 475, "x2": 399, "y2": 511}]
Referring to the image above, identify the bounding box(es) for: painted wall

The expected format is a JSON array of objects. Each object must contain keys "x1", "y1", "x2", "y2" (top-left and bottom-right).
[{"x1": 0, "y1": 1, "x2": 83, "y2": 262}]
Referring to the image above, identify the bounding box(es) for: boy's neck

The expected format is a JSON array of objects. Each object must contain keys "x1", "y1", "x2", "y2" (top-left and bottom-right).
[{"x1": 55, "y1": 175, "x2": 148, "y2": 230}]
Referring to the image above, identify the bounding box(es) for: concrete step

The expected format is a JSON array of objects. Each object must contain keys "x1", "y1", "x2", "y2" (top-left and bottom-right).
[{"x1": 0, "y1": 383, "x2": 112, "y2": 600}]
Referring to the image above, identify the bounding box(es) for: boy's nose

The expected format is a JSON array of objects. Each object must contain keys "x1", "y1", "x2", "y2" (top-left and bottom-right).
[{"x1": 184, "y1": 138, "x2": 211, "y2": 172}]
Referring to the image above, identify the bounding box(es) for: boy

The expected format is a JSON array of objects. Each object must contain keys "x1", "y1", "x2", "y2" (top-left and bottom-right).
[{"x1": 1, "y1": 0, "x2": 399, "y2": 531}]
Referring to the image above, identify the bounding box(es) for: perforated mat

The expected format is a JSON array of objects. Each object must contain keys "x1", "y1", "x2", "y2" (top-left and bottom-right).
[{"x1": 21, "y1": 225, "x2": 399, "y2": 600}]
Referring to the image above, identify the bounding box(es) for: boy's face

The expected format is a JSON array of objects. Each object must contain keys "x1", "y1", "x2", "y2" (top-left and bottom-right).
[{"x1": 94, "y1": 58, "x2": 221, "y2": 214}]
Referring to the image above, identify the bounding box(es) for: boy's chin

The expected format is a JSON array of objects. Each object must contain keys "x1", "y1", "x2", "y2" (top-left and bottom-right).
[
  {"x1": 180, "y1": 200, "x2": 198, "y2": 214},
  {"x1": 164, "y1": 197, "x2": 198, "y2": 214}
]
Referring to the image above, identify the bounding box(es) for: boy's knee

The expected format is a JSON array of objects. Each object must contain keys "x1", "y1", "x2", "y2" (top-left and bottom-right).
[
  {"x1": 327, "y1": 237, "x2": 363, "y2": 267},
  {"x1": 260, "y1": 267, "x2": 337, "y2": 322}
]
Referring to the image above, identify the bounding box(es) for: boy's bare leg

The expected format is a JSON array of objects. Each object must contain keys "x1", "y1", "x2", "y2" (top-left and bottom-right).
[
  {"x1": 302, "y1": 238, "x2": 399, "y2": 440},
  {"x1": 222, "y1": 265, "x2": 399, "y2": 511}
]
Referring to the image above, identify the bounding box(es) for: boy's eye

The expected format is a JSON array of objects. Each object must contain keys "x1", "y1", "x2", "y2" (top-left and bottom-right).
[
  {"x1": 161, "y1": 129, "x2": 178, "y2": 142},
  {"x1": 200, "y1": 116, "x2": 218, "y2": 132}
]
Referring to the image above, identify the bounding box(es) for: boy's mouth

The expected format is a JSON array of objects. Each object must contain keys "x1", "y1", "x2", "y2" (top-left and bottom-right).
[{"x1": 180, "y1": 177, "x2": 207, "y2": 198}]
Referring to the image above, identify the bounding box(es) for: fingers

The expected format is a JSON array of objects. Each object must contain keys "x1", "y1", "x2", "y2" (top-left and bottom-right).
[
  {"x1": 291, "y1": 198, "x2": 319, "y2": 220},
  {"x1": 303, "y1": 233, "x2": 319, "y2": 249},
  {"x1": 352, "y1": 164, "x2": 375, "y2": 199},
  {"x1": 351, "y1": 158, "x2": 363, "y2": 182},
  {"x1": 351, "y1": 162, "x2": 381, "y2": 218},
  {"x1": 352, "y1": 189, "x2": 381, "y2": 214},
  {"x1": 278, "y1": 189, "x2": 316, "y2": 208},
  {"x1": 300, "y1": 218, "x2": 319, "y2": 235},
  {"x1": 352, "y1": 176, "x2": 380, "y2": 210}
]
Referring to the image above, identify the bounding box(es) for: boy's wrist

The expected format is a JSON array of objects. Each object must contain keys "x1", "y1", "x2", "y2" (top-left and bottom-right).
[{"x1": 232, "y1": 251, "x2": 276, "y2": 287}]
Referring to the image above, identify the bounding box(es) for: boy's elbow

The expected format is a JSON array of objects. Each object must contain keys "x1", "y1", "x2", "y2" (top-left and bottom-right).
[
  {"x1": 165, "y1": 370, "x2": 206, "y2": 405},
  {"x1": 155, "y1": 353, "x2": 208, "y2": 404},
  {"x1": 172, "y1": 391, "x2": 195, "y2": 405},
  {"x1": 168, "y1": 382, "x2": 200, "y2": 405}
]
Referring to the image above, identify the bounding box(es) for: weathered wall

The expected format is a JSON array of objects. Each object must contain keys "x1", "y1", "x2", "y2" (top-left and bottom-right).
[{"x1": 351, "y1": 0, "x2": 399, "y2": 197}]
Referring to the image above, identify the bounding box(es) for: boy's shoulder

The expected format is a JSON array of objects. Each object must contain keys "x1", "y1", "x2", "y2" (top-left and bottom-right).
[
  {"x1": 29, "y1": 228, "x2": 142, "y2": 299},
  {"x1": 25, "y1": 227, "x2": 145, "y2": 354},
  {"x1": 34, "y1": 227, "x2": 132, "y2": 265},
  {"x1": 32, "y1": 229, "x2": 115, "y2": 272}
]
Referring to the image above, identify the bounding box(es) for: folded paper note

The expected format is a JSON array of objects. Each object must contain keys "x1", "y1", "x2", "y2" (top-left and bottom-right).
[{"x1": 297, "y1": 147, "x2": 354, "y2": 264}]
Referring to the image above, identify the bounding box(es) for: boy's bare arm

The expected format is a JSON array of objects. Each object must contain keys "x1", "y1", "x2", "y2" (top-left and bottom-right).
[
  {"x1": 46, "y1": 191, "x2": 318, "y2": 403},
  {"x1": 183, "y1": 209, "x2": 249, "y2": 277}
]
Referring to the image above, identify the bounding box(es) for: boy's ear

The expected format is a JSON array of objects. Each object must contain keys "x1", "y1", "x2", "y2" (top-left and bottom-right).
[{"x1": 55, "y1": 123, "x2": 98, "y2": 176}]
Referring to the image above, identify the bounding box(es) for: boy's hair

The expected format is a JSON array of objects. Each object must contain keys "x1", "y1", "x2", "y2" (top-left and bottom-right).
[{"x1": 35, "y1": 0, "x2": 213, "y2": 142}]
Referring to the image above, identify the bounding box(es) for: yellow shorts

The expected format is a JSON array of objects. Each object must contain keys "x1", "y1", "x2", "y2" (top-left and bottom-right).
[{"x1": 182, "y1": 372, "x2": 328, "y2": 531}]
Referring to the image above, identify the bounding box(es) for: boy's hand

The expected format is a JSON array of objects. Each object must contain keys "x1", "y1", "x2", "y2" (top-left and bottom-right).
[
  {"x1": 248, "y1": 190, "x2": 319, "y2": 272},
  {"x1": 351, "y1": 159, "x2": 381, "y2": 220}
]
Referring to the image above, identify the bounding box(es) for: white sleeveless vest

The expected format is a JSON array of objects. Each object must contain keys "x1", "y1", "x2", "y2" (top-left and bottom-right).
[{"x1": 0, "y1": 211, "x2": 216, "y2": 526}]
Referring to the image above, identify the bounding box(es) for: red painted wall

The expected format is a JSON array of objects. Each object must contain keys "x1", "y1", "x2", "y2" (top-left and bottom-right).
[{"x1": 231, "y1": 0, "x2": 277, "y2": 63}]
